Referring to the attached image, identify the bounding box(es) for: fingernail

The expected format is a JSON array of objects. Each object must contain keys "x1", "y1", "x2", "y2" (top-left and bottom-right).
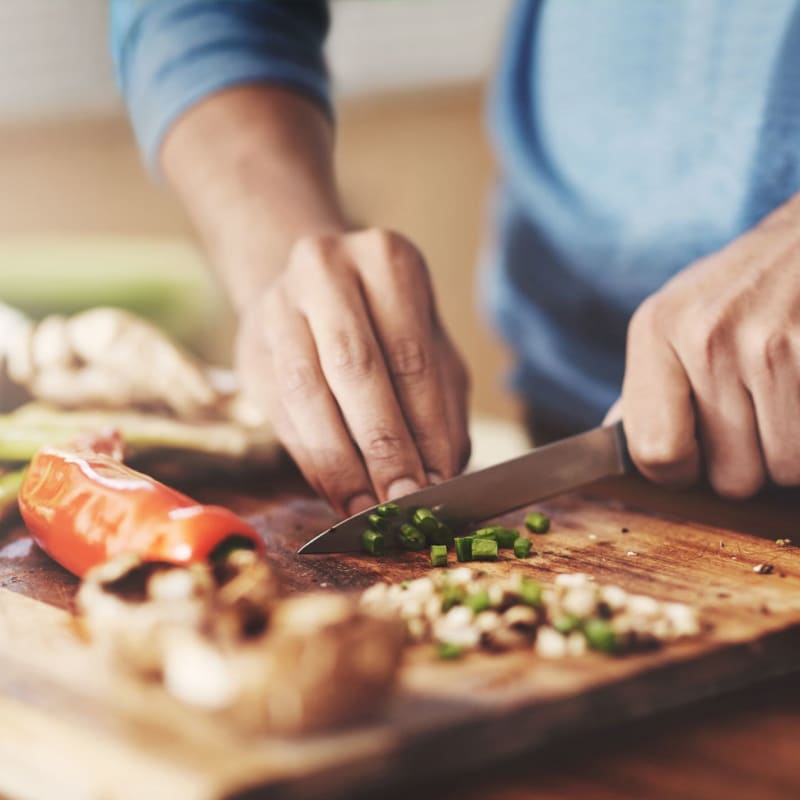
[
  {"x1": 426, "y1": 471, "x2": 443, "y2": 485},
  {"x1": 386, "y1": 478, "x2": 421, "y2": 501},
  {"x1": 347, "y1": 493, "x2": 376, "y2": 516}
]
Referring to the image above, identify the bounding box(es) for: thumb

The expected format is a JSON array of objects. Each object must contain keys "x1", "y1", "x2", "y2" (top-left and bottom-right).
[{"x1": 603, "y1": 398, "x2": 622, "y2": 426}]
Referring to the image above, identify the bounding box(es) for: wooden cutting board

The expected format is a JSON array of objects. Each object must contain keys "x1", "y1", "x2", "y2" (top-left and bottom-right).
[{"x1": 1, "y1": 472, "x2": 800, "y2": 800}]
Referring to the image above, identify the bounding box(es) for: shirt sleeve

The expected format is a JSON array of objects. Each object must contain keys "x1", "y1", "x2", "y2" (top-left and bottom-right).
[{"x1": 109, "y1": 0, "x2": 331, "y2": 171}]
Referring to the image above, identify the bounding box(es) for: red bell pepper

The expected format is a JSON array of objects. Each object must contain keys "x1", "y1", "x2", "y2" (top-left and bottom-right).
[{"x1": 17, "y1": 432, "x2": 263, "y2": 577}]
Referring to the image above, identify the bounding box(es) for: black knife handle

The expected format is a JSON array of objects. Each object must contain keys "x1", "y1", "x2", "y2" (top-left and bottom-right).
[{"x1": 611, "y1": 420, "x2": 634, "y2": 474}]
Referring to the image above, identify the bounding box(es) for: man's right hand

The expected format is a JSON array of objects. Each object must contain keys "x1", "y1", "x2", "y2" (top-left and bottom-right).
[{"x1": 235, "y1": 228, "x2": 471, "y2": 516}]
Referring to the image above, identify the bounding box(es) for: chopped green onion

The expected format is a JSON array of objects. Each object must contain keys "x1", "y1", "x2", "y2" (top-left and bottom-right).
[
  {"x1": 437, "y1": 642, "x2": 464, "y2": 660},
  {"x1": 430, "y1": 544, "x2": 448, "y2": 568},
  {"x1": 471, "y1": 525, "x2": 516, "y2": 547},
  {"x1": 465, "y1": 588, "x2": 490, "y2": 613},
  {"x1": 513, "y1": 537, "x2": 533, "y2": 559},
  {"x1": 454, "y1": 536, "x2": 474, "y2": 562},
  {"x1": 519, "y1": 577, "x2": 543, "y2": 607},
  {"x1": 361, "y1": 529, "x2": 385, "y2": 556},
  {"x1": 413, "y1": 507, "x2": 439, "y2": 533},
  {"x1": 441, "y1": 584, "x2": 466, "y2": 611},
  {"x1": 398, "y1": 523, "x2": 427, "y2": 551},
  {"x1": 553, "y1": 613, "x2": 580, "y2": 634},
  {"x1": 471, "y1": 538, "x2": 498, "y2": 561},
  {"x1": 400, "y1": 580, "x2": 412, "y2": 590},
  {"x1": 495, "y1": 528, "x2": 519, "y2": 549},
  {"x1": 414, "y1": 508, "x2": 450, "y2": 545},
  {"x1": 367, "y1": 512, "x2": 391, "y2": 532},
  {"x1": 375, "y1": 502, "x2": 401, "y2": 517},
  {"x1": 429, "y1": 521, "x2": 452, "y2": 546},
  {"x1": 524, "y1": 512, "x2": 550, "y2": 534},
  {"x1": 583, "y1": 618, "x2": 618, "y2": 653}
]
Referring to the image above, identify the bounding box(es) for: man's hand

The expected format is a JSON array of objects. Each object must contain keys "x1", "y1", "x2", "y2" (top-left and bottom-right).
[
  {"x1": 236, "y1": 228, "x2": 470, "y2": 516},
  {"x1": 614, "y1": 193, "x2": 800, "y2": 498},
  {"x1": 160, "y1": 88, "x2": 471, "y2": 515}
]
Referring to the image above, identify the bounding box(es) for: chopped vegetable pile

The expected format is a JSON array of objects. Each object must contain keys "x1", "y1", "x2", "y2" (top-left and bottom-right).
[
  {"x1": 360, "y1": 569, "x2": 701, "y2": 659},
  {"x1": 361, "y1": 504, "x2": 550, "y2": 565},
  {"x1": 78, "y1": 549, "x2": 404, "y2": 735}
]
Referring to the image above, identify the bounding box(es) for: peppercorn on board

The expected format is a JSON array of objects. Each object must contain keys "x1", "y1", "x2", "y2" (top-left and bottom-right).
[{"x1": 1, "y1": 473, "x2": 800, "y2": 800}]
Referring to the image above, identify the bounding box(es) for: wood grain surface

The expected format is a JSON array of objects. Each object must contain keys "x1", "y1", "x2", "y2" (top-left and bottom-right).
[{"x1": 1, "y1": 471, "x2": 800, "y2": 800}]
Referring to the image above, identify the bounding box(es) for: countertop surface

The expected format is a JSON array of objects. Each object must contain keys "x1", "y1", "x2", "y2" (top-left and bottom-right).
[{"x1": 2, "y1": 468, "x2": 799, "y2": 800}]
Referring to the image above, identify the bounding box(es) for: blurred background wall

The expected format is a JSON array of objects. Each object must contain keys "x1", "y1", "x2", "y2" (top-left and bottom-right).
[{"x1": 0, "y1": 0, "x2": 519, "y2": 423}]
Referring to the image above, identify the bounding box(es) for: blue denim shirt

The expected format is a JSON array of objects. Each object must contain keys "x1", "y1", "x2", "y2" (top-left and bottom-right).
[{"x1": 111, "y1": 0, "x2": 800, "y2": 431}]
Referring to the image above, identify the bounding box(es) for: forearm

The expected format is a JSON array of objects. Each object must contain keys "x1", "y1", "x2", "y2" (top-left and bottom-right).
[{"x1": 161, "y1": 86, "x2": 348, "y2": 312}]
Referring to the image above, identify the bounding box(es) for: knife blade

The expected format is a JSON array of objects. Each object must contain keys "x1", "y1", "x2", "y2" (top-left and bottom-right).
[{"x1": 297, "y1": 421, "x2": 630, "y2": 554}]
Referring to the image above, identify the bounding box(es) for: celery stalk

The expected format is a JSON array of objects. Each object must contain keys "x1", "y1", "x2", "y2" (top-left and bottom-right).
[{"x1": 0, "y1": 405, "x2": 278, "y2": 465}]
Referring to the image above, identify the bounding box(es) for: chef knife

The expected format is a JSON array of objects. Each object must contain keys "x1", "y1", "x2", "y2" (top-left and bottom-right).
[{"x1": 297, "y1": 421, "x2": 630, "y2": 554}]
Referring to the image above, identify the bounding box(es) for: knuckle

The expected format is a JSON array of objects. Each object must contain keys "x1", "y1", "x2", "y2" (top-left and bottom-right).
[
  {"x1": 388, "y1": 336, "x2": 429, "y2": 379},
  {"x1": 682, "y1": 314, "x2": 730, "y2": 375},
  {"x1": 762, "y1": 330, "x2": 791, "y2": 370},
  {"x1": 415, "y1": 429, "x2": 453, "y2": 473},
  {"x1": 329, "y1": 330, "x2": 376, "y2": 378},
  {"x1": 385, "y1": 230, "x2": 421, "y2": 265},
  {"x1": 277, "y1": 356, "x2": 320, "y2": 398},
  {"x1": 309, "y1": 449, "x2": 348, "y2": 497},
  {"x1": 312, "y1": 446, "x2": 351, "y2": 481},
  {"x1": 289, "y1": 233, "x2": 338, "y2": 266},
  {"x1": 365, "y1": 228, "x2": 426, "y2": 275},
  {"x1": 363, "y1": 427, "x2": 406, "y2": 464},
  {"x1": 743, "y1": 327, "x2": 790, "y2": 379},
  {"x1": 630, "y1": 294, "x2": 668, "y2": 337}
]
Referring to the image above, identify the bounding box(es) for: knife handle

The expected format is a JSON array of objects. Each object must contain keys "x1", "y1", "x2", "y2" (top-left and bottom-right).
[{"x1": 611, "y1": 420, "x2": 634, "y2": 474}]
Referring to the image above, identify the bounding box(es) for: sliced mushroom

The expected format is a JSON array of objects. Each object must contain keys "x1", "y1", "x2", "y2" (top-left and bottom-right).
[
  {"x1": 222, "y1": 594, "x2": 406, "y2": 734},
  {"x1": 77, "y1": 556, "x2": 212, "y2": 677},
  {"x1": 80, "y1": 555, "x2": 403, "y2": 736}
]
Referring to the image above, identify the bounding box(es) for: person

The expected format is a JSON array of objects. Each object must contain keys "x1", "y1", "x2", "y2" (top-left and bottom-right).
[{"x1": 110, "y1": 0, "x2": 800, "y2": 516}]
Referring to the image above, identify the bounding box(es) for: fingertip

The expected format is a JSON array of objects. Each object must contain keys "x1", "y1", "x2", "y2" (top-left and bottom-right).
[
  {"x1": 707, "y1": 461, "x2": 765, "y2": 500},
  {"x1": 386, "y1": 477, "x2": 421, "y2": 501}
]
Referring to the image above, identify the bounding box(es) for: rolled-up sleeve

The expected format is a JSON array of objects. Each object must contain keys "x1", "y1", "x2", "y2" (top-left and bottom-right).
[{"x1": 110, "y1": 0, "x2": 331, "y2": 170}]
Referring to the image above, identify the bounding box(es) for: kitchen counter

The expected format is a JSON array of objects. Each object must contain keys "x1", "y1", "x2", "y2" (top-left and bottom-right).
[{"x1": 1, "y1": 467, "x2": 799, "y2": 800}]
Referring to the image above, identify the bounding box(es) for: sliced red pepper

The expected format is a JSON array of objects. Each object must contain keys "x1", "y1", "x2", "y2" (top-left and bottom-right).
[{"x1": 17, "y1": 433, "x2": 263, "y2": 577}]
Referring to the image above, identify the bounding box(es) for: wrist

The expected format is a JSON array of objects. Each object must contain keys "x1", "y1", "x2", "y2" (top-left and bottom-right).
[
  {"x1": 218, "y1": 215, "x2": 350, "y2": 313},
  {"x1": 161, "y1": 86, "x2": 349, "y2": 310}
]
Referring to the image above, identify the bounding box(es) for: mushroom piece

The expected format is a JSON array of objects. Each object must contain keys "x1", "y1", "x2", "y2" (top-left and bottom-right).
[
  {"x1": 162, "y1": 593, "x2": 406, "y2": 735},
  {"x1": 209, "y1": 548, "x2": 282, "y2": 642},
  {"x1": 77, "y1": 548, "x2": 281, "y2": 677},
  {"x1": 77, "y1": 555, "x2": 215, "y2": 677},
  {"x1": 80, "y1": 554, "x2": 403, "y2": 736},
  {"x1": 6, "y1": 307, "x2": 222, "y2": 419}
]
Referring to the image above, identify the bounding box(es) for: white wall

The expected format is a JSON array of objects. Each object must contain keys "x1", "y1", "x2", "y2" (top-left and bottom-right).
[
  {"x1": 0, "y1": 1, "x2": 119, "y2": 120},
  {"x1": 0, "y1": 0, "x2": 511, "y2": 122},
  {"x1": 329, "y1": 0, "x2": 512, "y2": 97}
]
